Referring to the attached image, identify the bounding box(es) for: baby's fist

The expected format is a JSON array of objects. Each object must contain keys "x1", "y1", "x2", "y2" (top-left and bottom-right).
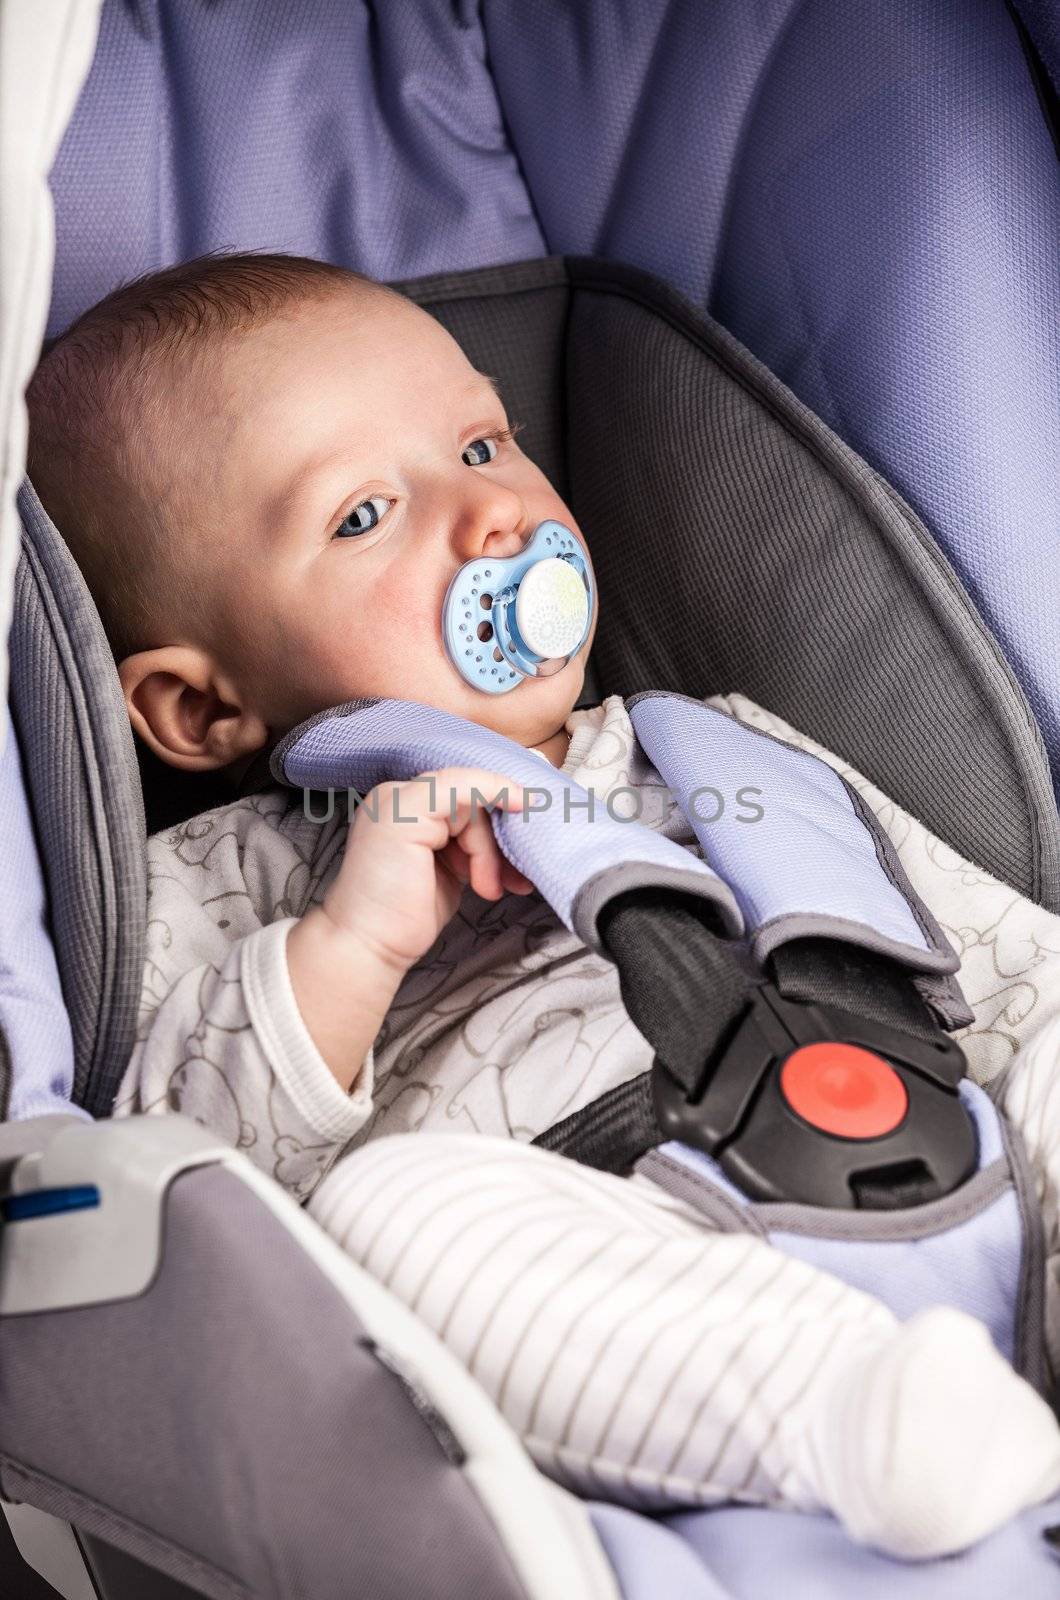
[{"x1": 324, "y1": 768, "x2": 533, "y2": 973}]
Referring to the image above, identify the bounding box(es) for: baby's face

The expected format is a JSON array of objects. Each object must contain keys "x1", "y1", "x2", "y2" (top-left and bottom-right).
[{"x1": 181, "y1": 288, "x2": 596, "y2": 749}]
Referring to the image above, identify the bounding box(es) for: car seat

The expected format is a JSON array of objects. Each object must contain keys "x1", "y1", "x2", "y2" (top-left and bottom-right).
[{"x1": 3, "y1": 4, "x2": 1060, "y2": 1598}]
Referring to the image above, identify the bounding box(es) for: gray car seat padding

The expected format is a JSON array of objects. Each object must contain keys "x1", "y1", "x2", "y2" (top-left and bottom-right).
[
  {"x1": 10, "y1": 483, "x2": 146, "y2": 1118},
  {"x1": 563, "y1": 258, "x2": 1059, "y2": 905},
  {"x1": 0, "y1": 1160, "x2": 542, "y2": 1600},
  {"x1": 14, "y1": 253, "x2": 1058, "y2": 1119}
]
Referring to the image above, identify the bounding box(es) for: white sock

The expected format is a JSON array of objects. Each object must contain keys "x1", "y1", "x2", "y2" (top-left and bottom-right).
[{"x1": 788, "y1": 1305, "x2": 1060, "y2": 1559}]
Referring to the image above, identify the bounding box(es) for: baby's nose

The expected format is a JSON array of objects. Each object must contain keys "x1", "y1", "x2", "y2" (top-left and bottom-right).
[{"x1": 454, "y1": 480, "x2": 530, "y2": 562}]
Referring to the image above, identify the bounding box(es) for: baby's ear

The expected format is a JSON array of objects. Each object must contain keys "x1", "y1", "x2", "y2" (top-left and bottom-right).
[{"x1": 118, "y1": 646, "x2": 269, "y2": 772}]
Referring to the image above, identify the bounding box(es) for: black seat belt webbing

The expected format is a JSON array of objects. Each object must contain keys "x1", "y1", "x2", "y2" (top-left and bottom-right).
[
  {"x1": 533, "y1": 888, "x2": 751, "y2": 1172},
  {"x1": 594, "y1": 888, "x2": 753, "y2": 1096}
]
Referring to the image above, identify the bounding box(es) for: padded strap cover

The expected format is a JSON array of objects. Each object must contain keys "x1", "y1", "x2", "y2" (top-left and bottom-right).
[
  {"x1": 271, "y1": 697, "x2": 741, "y2": 955},
  {"x1": 629, "y1": 691, "x2": 969, "y2": 1027},
  {"x1": 629, "y1": 692, "x2": 960, "y2": 971}
]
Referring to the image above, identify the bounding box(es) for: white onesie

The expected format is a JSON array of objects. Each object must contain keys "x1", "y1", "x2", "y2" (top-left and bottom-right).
[{"x1": 113, "y1": 692, "x2": 1060, "y2": 1557}]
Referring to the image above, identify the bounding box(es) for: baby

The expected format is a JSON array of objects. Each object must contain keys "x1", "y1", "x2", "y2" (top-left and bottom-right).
[{"x1": 26, "y1": 252, "x2": 1060, "y2": 1561}]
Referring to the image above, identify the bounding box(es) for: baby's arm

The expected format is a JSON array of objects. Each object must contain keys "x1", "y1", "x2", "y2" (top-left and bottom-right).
[
  {"x1": 286, "y1": 767, "x2": 530, "y2": 1089},
  {"x1": 116, "y1": 911, "x2": 376, "y2": 1201},
  {"x1": 115, "y1": 773, "x2": 529, "y2": 1200},
  {"x1": 114, "y1": 792, "x2": 375, "y2": 1199}
]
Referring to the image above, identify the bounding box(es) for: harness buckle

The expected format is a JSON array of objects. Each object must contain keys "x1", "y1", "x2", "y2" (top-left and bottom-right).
[{"x1": 651, "y1": 984, "x2": 976, "y2": 1210}]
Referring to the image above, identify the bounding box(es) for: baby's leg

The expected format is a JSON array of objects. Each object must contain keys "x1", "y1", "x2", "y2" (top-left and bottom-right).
[{"x1": 308, "y1": 1132, "x2": 1060, "y2": 1559}]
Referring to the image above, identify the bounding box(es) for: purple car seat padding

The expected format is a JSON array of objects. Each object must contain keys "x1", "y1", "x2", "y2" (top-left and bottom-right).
[
  {"x1": 45, "y1": 0, "x2": 1060, "y2": 797},
  {"x1": 42, "y1": 0, "x2": 547, "y2": 338},
  {"x1": 271, "y1": 697, "x2": 742, "y2": 953},
  {"x1": 708, "y1": 0, "x2": 1060, "y2": 792},
  {"x1": 592, "y1": 1495, "x2": 1060, "y2": 1600},
  {"x1": 656, "y1": 1498, "x2": 1060, "y2": 1600},
  {"x1": 0, "y1": 721, "x2": 81, "y2": 1124}
]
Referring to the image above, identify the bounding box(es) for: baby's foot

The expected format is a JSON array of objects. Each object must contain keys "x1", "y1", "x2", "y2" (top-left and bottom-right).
[{"x1": 790, "y1": 1305, "x2": 1060, "y2": 1559}]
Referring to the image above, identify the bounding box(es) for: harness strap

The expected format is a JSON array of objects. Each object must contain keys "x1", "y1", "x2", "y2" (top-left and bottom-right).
[
  {"x1": 534, "y1": 1074, "x2": 658, "y2": 1173},
  {"x1": 769, "y1": 939, "x2": 940, "y2": 1043},
  {"x1": 595, "y1": 889, "x2": 755, "y2": 1096}
]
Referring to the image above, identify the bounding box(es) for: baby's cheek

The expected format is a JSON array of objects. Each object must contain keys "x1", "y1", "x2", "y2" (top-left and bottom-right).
[
  {"x1": 275, "y1": 571, "x2": 450, "y2": 714},
  {"x1": 320, "y1": 589, "x2": 420, "y2": 697},
  {"x1": 265, "y1": 608, "x2": 362, "y2": 711},
  {"x1": 377, "y1": 581, "x2": 424, "y2": 633}
]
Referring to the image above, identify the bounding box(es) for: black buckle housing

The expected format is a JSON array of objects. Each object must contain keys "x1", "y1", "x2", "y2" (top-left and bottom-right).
[{"x1": 652, "y1": 983, "x2": 976, "y2": 1210}]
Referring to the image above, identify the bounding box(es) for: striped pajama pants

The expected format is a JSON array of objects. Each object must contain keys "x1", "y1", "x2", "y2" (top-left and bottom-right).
[
  {"x1": 306, "y1": 1123, "x2": 1060, "y2": 1548},
  {"x1": 308, "y1": 1130, "x2": 858, "y2": 1511}
]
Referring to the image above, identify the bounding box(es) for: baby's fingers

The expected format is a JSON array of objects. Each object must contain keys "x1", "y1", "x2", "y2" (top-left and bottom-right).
[
  {"x1": 500, "y1": 859, "x2": 535, "y2": 895},
  {"x1": 440, "y1": 821, "x2": 534, "y2": 900},
  {"x1": 457, "y1": 804, "x2": 512, "y2": 900},
  {"x1": 421, "y1": 767, "x2": 524, "y2": 823}
]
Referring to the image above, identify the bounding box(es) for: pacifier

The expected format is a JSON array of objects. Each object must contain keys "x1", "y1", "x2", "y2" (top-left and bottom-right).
[{"x1": 442, "y1": 520, "x2": 595, "y2": 694}]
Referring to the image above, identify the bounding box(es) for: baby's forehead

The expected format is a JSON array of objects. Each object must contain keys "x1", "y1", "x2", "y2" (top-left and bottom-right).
[
  {"x1": 305, "y1": 283, "x2": 457, "y2": 348},
  {"x1": 220, "y1": 287, "x2": 478, "y2": 399},
  {"x1": 171, "y1": 291, "x2": 496, "y2": 501}
]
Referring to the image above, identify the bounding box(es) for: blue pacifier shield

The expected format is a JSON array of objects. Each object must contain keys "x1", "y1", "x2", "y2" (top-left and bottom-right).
[{"x1": 442, "y1": 521, "x2": 594, "y2": 694}]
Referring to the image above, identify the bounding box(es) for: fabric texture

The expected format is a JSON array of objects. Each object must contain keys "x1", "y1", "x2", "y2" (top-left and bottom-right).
[
  {"x1": 708, "y1": 0, "x2": 1060, "y2": 789},
  {"x1": 627, "y1": 691, "x2": 958, "y2": 973},
  {"x1": 1014, "y1": 0, "x2": 1060, "y2": 92},
  {"x1": 117, "y1": 789, "x2": 372, "y2": 1201}
]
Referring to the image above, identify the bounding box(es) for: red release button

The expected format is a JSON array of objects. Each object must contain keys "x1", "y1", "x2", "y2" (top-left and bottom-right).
[{"x1": 779, "y1": 1042, "x2": 908, "y2": 1140}]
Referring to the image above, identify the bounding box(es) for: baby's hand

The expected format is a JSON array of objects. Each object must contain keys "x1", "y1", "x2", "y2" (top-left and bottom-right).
[{"x1": 323, "y1": 768, "x2": 533, "y2": 974}]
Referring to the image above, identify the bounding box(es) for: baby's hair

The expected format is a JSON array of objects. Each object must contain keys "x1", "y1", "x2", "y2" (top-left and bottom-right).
[{"x1": 26, "y1": 252, "x2": 403, "y2": 660}]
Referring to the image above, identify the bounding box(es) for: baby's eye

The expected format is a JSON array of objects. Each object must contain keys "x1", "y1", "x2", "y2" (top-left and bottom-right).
[
  {"x1": 334, "y1": 495, "x2": 391, "y2": 538},
  {"x1": 462, "y1": 435, "x2": 500, "y2": 467}
]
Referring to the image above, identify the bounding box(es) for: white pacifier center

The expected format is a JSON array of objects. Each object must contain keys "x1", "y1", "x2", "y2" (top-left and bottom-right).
[{"x1": 515, "y1": 558, "x2": 590, "y2": 659}]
